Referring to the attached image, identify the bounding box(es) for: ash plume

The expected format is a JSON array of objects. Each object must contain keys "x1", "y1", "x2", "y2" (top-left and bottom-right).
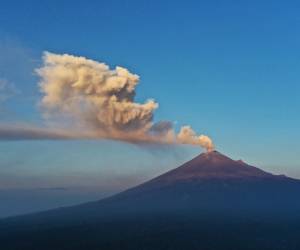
[
  {"x1": 0, "y1": 52, "x2": 214, "y2": 152},
  {"x1": 177, "y1": 126, "x2": 214, "y2": 152}
]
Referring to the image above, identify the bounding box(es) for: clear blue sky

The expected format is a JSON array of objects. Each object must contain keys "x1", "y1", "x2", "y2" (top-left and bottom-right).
[{"x1": 0, "y1": 0, "x2": 300, "y2": 216}]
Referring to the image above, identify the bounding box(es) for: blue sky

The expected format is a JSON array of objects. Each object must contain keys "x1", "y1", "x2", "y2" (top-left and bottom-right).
[{"x1": 0, "y1": 0, "x2": 300, "y2": 216}]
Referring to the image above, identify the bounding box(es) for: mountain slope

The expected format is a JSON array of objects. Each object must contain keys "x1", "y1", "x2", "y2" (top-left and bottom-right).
[
  {"x1": 112, "y1": 150, "x2": 288, "y2": 200},
  {"x1": 133, "y1": 150, "x2": 277, "y2": 187},
  {"x1": 153, "y1": 150, "x2": 273, "y2": 180}
]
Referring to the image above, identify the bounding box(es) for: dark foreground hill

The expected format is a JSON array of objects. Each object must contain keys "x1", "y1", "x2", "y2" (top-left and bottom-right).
[{"x1": 1, "y1": 151, "x2": 300, "y2": 250}]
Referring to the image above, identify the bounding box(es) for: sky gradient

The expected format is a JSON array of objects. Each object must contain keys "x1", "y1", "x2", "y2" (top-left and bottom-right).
[{"x1": 1, "y1": 0, "x2": 300, "y2": 217}]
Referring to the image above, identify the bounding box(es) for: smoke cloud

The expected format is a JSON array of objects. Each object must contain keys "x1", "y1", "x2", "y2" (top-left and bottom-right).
[
  {"x1": 177, "y1": 126, "x2": 214, "y2": 152},
  {"x1": 0, "y1": 124, "x2": 73, "y2": 140},
  {"x1": 37, "y1": 52, "x2": 158, "y2": 134},
  {"x1": 36, "y1": 52, "x2": 214, "y2": 151},
  {"x1": 1, "y1": 52, "x2": 214, "y2": 151}
]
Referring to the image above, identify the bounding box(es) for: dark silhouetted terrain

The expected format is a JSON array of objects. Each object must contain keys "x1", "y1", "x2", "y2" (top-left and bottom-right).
[{"x1": 1, "y1": 151, "x2": 300, "y2": 250}]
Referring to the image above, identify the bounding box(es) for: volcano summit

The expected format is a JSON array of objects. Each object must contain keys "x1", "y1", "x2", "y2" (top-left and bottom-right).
[{"x1": 142, "y1": 150, "x2": 276, "y2": 183}]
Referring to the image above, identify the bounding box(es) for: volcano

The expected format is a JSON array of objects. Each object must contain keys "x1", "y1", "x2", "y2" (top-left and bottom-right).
[
  {"x1": 138, "y1": 150, "x2": 276, "y2": 184},
  {"x1": 1, "y1": 151, "x2": 300, "y2": 250}
]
